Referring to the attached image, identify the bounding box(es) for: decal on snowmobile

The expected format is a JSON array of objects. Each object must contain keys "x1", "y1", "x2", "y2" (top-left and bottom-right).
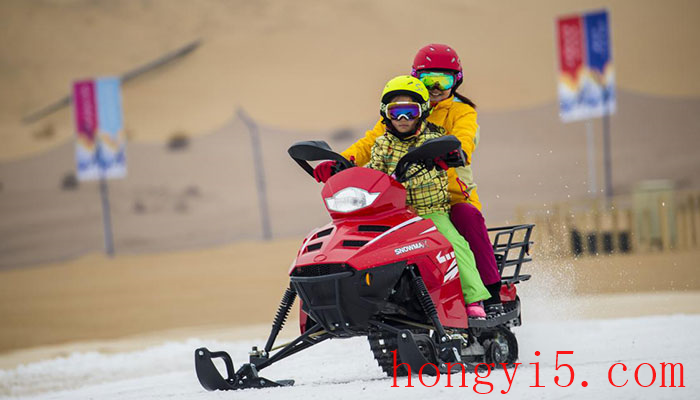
[
  {"x1": 443, "y1": 259, "x2": 459, "y2": 283},
  {"x1": 365, "y1": 216, "x2": 423, "y2": 247},
  {"x1": 436, "y1": 250, "x2": 455, "y2": 264},
  {"x1": 420, "y1": 226, "x2": 437, "y2": 235},
  {"x1": 394, "y1": 240, "x2": 428, "y2": 255},
  {"x1": 437, "y1": 251, "x2": 459, "y2": 283}
]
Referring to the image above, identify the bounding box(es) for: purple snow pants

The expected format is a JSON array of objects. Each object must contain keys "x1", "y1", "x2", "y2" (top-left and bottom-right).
[{"x1": 449, "y1": 203, "x2": 501, "y2": 286}]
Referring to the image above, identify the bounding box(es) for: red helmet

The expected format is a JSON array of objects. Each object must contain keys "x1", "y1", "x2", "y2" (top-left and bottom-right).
[{"x1": 410, "y1": 43, "x2": 464, "y2": 84}]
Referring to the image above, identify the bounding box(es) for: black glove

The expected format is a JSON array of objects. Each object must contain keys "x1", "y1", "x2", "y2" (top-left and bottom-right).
[
  {"x1": 440, "y1": 149, "x2": 467, "y2": 169},
  {"x1": 425, "y1": 149, "x2": 466, "y2": 172},
  {"x1": 423, "y1": 156, "x2": 449, "y2": 172}
]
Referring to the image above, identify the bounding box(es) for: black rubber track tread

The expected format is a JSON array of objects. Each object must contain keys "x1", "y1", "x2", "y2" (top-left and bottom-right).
[{"x1": 367, "y1": 330, "x2": 409, "y2": 377}]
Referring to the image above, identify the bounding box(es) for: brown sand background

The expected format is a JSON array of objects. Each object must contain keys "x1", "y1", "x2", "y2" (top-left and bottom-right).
[
  {"x1": 1, "y1": 0, "x2": 700, "y2": 363},
  {"x1": 1, "y1": 0, "x2": 700, "y2": 268},
  {"x1": 2, "y1": 0, "x2": 700, "y2": 159}
]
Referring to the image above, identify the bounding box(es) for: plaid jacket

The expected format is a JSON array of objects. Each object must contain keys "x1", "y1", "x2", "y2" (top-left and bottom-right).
[{"x1": 367, "y1": 122, "x2": 451, "y2": 216}]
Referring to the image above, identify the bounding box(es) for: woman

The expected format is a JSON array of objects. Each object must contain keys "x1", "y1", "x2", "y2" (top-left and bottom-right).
[{"x1": 314, "y1": 44, "x2": 504, "y2": 316}]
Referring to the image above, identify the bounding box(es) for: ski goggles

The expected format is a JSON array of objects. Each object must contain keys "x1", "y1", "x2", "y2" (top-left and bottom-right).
[
  {"x1": 386, "y1": 102, "x2": 422, "y2": 120},
  {"x1": 418, "y1": 71, "x2": 455, "y2": 91}
]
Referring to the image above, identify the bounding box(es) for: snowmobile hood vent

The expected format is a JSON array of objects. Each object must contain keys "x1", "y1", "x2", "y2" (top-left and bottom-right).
[
  {"x1": 358, "y1": 225, "x2": 390, "y2": 233},
  {"x1": 292, "y1": 263, "x2": 350, "y2": 277},
  {"x1": 305, "y1": 242, "x2": 323, "y2": 252},
  {"x1": 342, "y1": 240, "x2": 369, "y2": 248},
  {"x1": 315, "y1": 228, "x2": 334, "y2": 239}
]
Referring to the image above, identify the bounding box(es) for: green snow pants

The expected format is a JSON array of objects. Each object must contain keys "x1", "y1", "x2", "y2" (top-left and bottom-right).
[{"x1": 423, "y1": 211, "x2": 491, "y2": 304}]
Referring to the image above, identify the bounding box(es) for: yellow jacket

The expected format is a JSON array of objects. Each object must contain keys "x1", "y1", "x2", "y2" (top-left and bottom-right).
[{"x1": 341, "y1": 96, "x2": 482, "y2": 210}]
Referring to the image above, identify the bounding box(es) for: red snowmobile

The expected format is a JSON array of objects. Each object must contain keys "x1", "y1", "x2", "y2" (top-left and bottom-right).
[{"x1": 195, "y1": 136, "x2": 534, "y2": 390}]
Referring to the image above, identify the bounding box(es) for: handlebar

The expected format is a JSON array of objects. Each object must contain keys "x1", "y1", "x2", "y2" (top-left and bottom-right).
[
  {"x1": 287, "y1": 140, "x2": 354, "y2": 178},
  {"x1": 287, "y1": 136, "x2": 462, "y2": 183},
  {"x1": 393, "y1": 136, "x2": 462, "y2": 183}
]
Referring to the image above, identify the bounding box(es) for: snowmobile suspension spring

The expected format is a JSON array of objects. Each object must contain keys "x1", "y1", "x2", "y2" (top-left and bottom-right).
[
  {"x1": 411, "y1": 276, "x2": 438, "y2": 318},
  {"x1": 264, "y1": 287, "x2": 297, "y2": 353},
  {"x1": 410, "y1": 275, "x2": 448, "y2": 340},
  {"x1": 274, "y1": 287, "x2": 297, "y2": 329}
]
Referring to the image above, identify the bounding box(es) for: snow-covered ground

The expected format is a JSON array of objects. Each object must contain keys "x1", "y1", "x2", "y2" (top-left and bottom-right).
[{"x1": 1, "y1": 314, "x2": 697, "y2": 399}]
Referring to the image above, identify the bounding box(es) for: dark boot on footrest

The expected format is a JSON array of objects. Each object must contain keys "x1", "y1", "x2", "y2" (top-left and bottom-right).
[{"x1": 484, "y1": 283, "x2": 504, "y2": 317}]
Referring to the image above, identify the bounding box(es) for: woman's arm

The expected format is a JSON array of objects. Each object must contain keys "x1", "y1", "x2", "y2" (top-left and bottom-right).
[
  {"x1": 341, "y1": 119, "x2": 385, "y2": 166},
  {"x1": 449, "y1": 107, "x2": 479, "y2": 165}
]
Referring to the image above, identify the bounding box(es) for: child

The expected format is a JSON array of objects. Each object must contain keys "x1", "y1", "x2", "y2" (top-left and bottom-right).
[{"x1": 367, "y1": 75, "x2": 490, "y2": 317}]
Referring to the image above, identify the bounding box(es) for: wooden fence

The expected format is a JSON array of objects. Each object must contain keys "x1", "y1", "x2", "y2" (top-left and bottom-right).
[{"x1": 516, "y1": 188, "x2": 700, "y2": 258}]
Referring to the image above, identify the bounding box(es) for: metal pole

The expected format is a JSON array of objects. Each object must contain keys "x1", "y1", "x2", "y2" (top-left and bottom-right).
[
  {"x1": 602, "y1": 110, "x2": 613, "y2": 204},
  {"x1": 585, "y1": 119, "x2": 597, "y2": 197},
  {"x1": 99, "y1": 175, "x2": 115, "y2": 256},
  {"x1": 237, "y1": 108, "x2": 272, "y2": 241}
]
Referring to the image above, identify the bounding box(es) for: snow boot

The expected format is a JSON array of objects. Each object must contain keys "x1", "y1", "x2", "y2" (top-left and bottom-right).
[{"x1": 467, "y1": 302, "x2": 486, "y2": 319}]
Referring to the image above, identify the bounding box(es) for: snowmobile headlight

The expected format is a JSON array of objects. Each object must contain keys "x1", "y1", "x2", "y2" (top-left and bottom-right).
[{"x1": 325, "y1": 187, "x2": 380, "y2": 213}]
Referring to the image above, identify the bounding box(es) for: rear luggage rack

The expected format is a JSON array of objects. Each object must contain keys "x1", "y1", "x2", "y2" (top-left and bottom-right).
[{"x1": 487, "y1": 224, "x2": 535, "y2": 284}]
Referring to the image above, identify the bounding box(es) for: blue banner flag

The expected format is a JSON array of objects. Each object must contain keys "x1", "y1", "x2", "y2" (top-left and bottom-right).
[
  {"x1": 556, "y1": 9, "x2": 616, "y2": 122},
  {"x1": 584, "y1": 11, "x2": 616, "y2": 112},
  {"x1": 95, "y1": 77, "x2": 126, "y2": 179}
]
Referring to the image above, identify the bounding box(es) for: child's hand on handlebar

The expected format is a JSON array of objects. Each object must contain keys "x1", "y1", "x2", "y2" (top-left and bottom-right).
[
  {"x1": 313, "y1": 156, "x2": 355, "y2": 183},
  {"x1": 313, "y1": 161, "x2": 337, "y2": 183},
  {"x1": 427, "y1": 149, "x2": 466, "y2": 171}
]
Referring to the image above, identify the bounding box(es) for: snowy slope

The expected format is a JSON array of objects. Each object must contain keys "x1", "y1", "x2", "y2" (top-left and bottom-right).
[{"x1": 1, "y1": 314, "x2": 697, "y2": 399}]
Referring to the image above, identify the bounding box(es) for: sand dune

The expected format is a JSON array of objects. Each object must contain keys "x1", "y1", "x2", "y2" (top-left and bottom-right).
[
  {"x1": 1, "y1": 0, "x2": 699, "y2": 159},
  {"x1": 2, "y1": 0, "x2": 699, "y2": 268}
]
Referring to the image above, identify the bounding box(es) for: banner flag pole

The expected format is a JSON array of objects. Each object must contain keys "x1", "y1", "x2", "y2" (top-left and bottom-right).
[
  {"x1": 99, "y1": 174, "x2": 115, "y2": 257},
  {"x1": 585, "y1": 119, "x2": 597, "y2": 196}
]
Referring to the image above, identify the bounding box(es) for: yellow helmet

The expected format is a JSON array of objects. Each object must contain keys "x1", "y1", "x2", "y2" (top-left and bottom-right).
[{"x1": 379, "y1": 75, "x2": 430, "y2": 120}]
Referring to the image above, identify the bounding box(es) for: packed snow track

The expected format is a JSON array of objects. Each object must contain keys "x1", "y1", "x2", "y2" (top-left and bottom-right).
[{"x1": 1, "y1": 315, "x2": 697, "y2": 399}]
